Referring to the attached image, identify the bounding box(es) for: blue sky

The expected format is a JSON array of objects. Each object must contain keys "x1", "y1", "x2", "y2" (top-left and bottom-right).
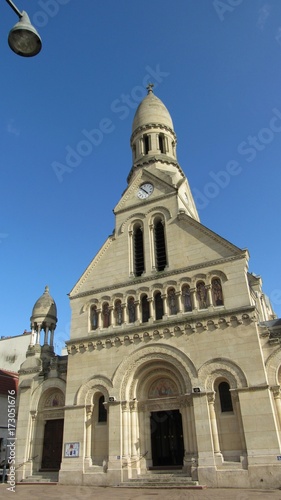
[{"x1": 1, "y1": 0, "x2": 281, "y2": 354}]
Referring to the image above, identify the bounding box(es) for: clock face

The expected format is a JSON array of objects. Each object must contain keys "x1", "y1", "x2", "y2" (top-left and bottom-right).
[{"x1": 137, "y1": 183, "x2": 154, "y2": 199}]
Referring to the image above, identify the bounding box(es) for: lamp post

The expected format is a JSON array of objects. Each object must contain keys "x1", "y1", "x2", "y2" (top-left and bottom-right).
[{"x1": 5, "y1": 0, "x2": 42, "y2": 57}]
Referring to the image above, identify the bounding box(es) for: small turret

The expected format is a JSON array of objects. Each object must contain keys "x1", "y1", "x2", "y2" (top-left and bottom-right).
[{"x1": 30, "y1": 286, "x2": 57, "y2": 348}]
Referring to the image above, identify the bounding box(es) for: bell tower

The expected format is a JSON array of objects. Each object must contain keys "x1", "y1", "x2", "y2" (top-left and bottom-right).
[{"x1": 127, "y1": 84, "x2": 200, "y2": 222}]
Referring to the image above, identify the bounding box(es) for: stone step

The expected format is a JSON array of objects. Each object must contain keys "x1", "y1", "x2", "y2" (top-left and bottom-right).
[
  {"x1": 119, "y1": 482, "x2": 206, "y2": 490},
  {"x1": 20, "y1": 471, "x2": 58, "y2": 483},
  {"x1": 130, "y1": 476, "x2": 197, "y2": 483},
  {"x1": 118, "y1": 472, "x2": 206, "y2": 489}
]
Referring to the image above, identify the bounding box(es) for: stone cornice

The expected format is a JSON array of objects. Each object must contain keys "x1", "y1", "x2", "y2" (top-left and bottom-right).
[
  {"x1": 65, "y1": 305, "x2": 256, "y2": 354},
  {"x1": 236, "y1": 385, "x2": 269, "y2": 393},
  {"x1": 127, "y1": 156, "x2": 183, "y2": 184},
  {"x1": 69, "y1": 254, "x2": 246, "y2": 301}
]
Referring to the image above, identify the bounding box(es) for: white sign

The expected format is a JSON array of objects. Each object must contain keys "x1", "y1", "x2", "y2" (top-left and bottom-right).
[{"x1": 65, "y1": 442, "x2": 79, "y2": 458}]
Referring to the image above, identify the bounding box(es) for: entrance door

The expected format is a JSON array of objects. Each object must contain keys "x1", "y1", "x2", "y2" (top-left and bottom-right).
[
  {"x1": 150, "y1": 410, "x2": 184, "y2": 467},
  {"x1": 41, "y1": 419, "x2": 64, "y2": 470}
]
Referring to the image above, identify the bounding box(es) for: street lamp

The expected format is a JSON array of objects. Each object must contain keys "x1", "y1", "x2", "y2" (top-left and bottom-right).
[{"x1": 5, "y1": 0, "x2": 42, "y2": 57}]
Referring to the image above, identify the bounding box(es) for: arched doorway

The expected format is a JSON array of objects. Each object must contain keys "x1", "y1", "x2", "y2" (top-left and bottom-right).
[
  {"x1": 41, "y1": 419, "x2": 64, "y2": 470},
  {"x1": 39, "y1": 389, "x2": 65, "y2": 471},
  {"x1": 150, "y1": 409, "x2": 184, "y2": 467},
  {"x1": 148, "y1": 377, "x2": 184, "y2": 468},
  {"x1": 117, "y1": 347, "x2": 196, "y2": 475}
]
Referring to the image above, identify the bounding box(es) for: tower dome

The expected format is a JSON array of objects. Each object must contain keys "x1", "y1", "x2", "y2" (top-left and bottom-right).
[
  {"x1": 31, "y1": 285, "x2": 57, "y2": 322},
  {"x1": 129, "y1": 84, "x2": 177, "y2": 179},
  {"x1": 132, "y1": 86, "x2": 174, "y2": 133},
  {"x1": 30, "y1": 286, "x2": 57, "y2": 347}
]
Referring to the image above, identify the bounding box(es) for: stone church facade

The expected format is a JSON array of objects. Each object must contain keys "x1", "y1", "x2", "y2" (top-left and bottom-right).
[{"x1": 16, "y1": 87, "x2": 281, "y2": 489}]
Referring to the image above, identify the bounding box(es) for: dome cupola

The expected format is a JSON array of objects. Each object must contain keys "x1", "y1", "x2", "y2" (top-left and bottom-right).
[
  {"x1": 130, "y1": 84, "x2": 178, "y2": 176},
  {"x1": 30, "y1": 286, "x2": 57, "y2": 348}
]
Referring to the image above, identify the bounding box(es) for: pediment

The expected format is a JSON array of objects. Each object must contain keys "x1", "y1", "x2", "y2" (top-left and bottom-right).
[{"x1": 114, "y1": 166, "x2": 177, "y2": 215}]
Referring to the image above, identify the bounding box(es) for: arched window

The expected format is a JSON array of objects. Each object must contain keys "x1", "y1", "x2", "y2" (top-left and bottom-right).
[
  {"x1": 212, "y1": 278, "x2": 224, "y2": 306},
  {"x1": 182, "y1": 285, "x2": 192, "y2": 312},
  {"x1": 168, "y1": 288, "x2": 177, "y2": 315},
  {"x1": 155, "y1": 292, "x2": 164, "y2": 320},
  {"x1": 134, "y1": 224, "x2": 145, "y2": 276},
  {"x1": 196, "y1": 281, "x2": 208, "y2": 309},
  {"x1": 114, "y1": 300, "x2": 123, "y2": 325},
  {"x1": 141, "y1": 295, "x2": 150, "y2": 323},
  {"x1": 102, "y1": 302, "x2": 110, "y2": 328},
  {"x1": 158, "y1": 133, "x2": 166, "y2": 153},
  {"x1": 98, "y1": 395, "x2": 107, "y2": 422},
  {"x1": 218, "y1": 382, "x2": 233, "y2": 412},
  {"x1": 144, "y1": 134, "x2": 150, "y2": 154},
  {"x1": 154, "y1": 219, "x2": 167, "y2": 271},
  {"x1": 128, "y1": 297, "x2": 136, "y2": 323},
  {"x1": 91, "y1": 305, "x2": 99, "y2": 330}
]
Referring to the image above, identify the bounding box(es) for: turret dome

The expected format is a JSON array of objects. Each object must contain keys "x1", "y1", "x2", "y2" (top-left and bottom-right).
[
  {"x1": 132, "y1": 87, "x2": 174, "y2": 133},
  {"x1": 31, "y1": 285, "x2": 57, "y2": 324}
]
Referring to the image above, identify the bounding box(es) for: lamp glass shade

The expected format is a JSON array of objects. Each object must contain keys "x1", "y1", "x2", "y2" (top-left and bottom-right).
[{"x1": 8, "y1": 12, "x2": 42, "y2": 57}]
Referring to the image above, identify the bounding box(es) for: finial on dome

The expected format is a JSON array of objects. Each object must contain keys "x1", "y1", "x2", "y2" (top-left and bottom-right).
[
  {"x1": 44, "y1": 285, "x2": 49, "y2": 293},
  {"x1": 146, "y1": 83, "x2": 154, "y2": 94}
]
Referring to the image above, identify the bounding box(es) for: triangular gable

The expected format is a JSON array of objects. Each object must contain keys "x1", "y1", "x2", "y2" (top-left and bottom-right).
[
  {"x1": 114, "y1": 167, "x2": 177, "y2": 214},
  {"x1": 69, "y1": 235, "x2": 115, "y2": 298}
]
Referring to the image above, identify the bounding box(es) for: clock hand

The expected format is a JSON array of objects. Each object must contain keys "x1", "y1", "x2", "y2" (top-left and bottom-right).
[{"x1": 141, "y1": 188, "x2": 149, "y2": 194}]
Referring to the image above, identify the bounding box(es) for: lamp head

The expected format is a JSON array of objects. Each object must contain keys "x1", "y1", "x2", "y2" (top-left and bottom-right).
[{"x1": 8, "y1": 11, "x2": 42, "y2": 57}]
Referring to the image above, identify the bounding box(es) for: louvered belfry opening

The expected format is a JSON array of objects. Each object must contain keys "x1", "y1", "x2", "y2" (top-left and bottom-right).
[
  {"x1": 134, "y1": 226, "x2": 145, "y2": 276},
  {"x1": 154, "y1": 220, "x2": 167, "y2": 271}
]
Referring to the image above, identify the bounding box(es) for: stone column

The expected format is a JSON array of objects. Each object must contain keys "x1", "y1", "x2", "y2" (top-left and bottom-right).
[
  {"x1": 207, "y1": 393, "x2": 222, "y2": 458},
  {"x1": 135, "y1": 300, "x2": 140, "y2": 323},
  {"x1": 272, "y1": 387, "x2": 281, "y2": 430},
  {"x1": 147, "y1": 297, "x2": 153, "y2": 323},
  {"x1": 129, "y1": 229, "x2": 133, "y2": 276},
  {"x1": 206, "y1": 285, "x2": 212, "y2": 307},
  {"x1": 162, "y1": 293, "x2": 168, "y2": 316},
  {"x1": 50, "y1": 328, "x2": 55, "y2": 347},
  {"x1": 190, "y1": 288, "x2": 197, "y2": 311},
  {"x1": 27, "y1": 411, "x2": 37, "y2": 474},
  {"x1": 149, "y1": 223, "x2": 156, "y2": 271},
  {"x1": 179, "y1": 401, "x2": 190, "y2": 470},
  {"x1": 35, "y1": 325, "x2": 41, "y2": 345},
  {"x1": 30, "y1": 328, "x2": 36, "y2": 346},
  {"x1": 43, "y1": 327, "x2": 48, "y2": 345},
  {"x1": 130, "y1": 401, "x2": 138, "y2": 458},
  {"x1": 122, "y1": 402, "x2": 131, "y2": 458},
  {"x1": 85, "y1": 405, "x2": 93, "y2": 460}
]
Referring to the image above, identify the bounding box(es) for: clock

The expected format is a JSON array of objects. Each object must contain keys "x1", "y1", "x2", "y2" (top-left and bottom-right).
[{"x1": 137, "y1": 183, "x2": 154, "y2": 199}]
